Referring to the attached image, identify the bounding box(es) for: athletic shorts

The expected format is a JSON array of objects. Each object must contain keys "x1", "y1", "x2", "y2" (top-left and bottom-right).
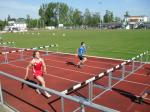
[{"x1": 78, "y1": 55, "x2": 84, "y2": 60}]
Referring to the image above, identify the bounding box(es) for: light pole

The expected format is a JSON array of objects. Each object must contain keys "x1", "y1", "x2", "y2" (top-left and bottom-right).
[
  {"x1": 98, "y1": 1, "x2": 102, "y2": 29},
  {"x1": 43, "y1": 0, "x2": 47, "y2": 29},
  {"x1": 57, "y1": 3, "x2": 60, "y2": 28}
]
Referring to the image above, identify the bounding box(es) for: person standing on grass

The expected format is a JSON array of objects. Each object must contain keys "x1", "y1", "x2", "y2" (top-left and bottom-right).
[
  {"x1": 24, "y1": 51, "x2": 51, "y2": 98},
  {"x1": 76, "y1": 42, "x2": 87, "y2": 68}
]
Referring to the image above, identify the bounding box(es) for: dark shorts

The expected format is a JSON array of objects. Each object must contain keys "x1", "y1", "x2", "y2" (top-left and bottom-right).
[{"x1": 78, "y1": 55, "x2": 84, "y2": 60}]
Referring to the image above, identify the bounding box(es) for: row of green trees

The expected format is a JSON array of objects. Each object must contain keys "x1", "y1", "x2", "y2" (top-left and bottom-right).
[
  {"x1": 38, "y1": 2, "x2": 121, "y2": 27},
  {"x1": 0, "y1": 2, "x2": 126, "y2": 30},
  {"x1": 0, "y1": 20, "x2": 7, "y2": 30}
]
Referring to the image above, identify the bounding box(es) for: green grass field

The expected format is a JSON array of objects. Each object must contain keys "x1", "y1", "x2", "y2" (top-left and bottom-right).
[{"x1": 1, "y1": 29, "x2": 150, "y2": 61}]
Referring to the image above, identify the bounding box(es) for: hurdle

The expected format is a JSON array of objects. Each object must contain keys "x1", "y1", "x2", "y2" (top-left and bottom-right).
[
  {"x1": 0, "y1": 44, "x2": 58, "y2": 64},
  {"x1": 60, "y1": 51, "x2": 148, "y2": 106},
  {"x1": 0, "y1": 71, "x2": 119, "y2": 112},
  {"x1": 0, "y1": 42, "x2": 15, "y2": 50},
  {"x1": 34, "y1": 44, "x2": 59, "y2": 55},
  {"x1": 0, "y1": 81, "x2": 3, "y2": 105}
]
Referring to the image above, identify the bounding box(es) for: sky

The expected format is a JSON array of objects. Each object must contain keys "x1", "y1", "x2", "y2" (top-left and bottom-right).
[{"x1": 0, "y1": 0, "x2": 150, "y2": 20}]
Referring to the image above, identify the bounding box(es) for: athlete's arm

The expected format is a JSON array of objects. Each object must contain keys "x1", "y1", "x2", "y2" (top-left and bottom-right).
[
  {"x1": 41, "y1": 58, "x2": 47, "y2": 75},
  {"x1": 24, "y1": 61, "x2": 32, "y2": 79}
]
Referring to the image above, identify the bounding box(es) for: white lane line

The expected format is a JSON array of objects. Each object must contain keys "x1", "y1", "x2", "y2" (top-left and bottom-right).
[
  {"x1": 4, "y1": 52, "x2": 113, "y2": 71},
  {"x1": 133, "y1": 73, "x2": 148, "y2": 77},
  {"x1": 3, "y1": 51, "x2": 120, "y2": 67},
  {"x1": 123, "y1": 80, "x2": 150, "y2": 87},
  {"x1": 11, "y1": 59, "x2": 97, "y2": 76},
  {"x1": 44, "y1": 53, "x2": 120, "y2": 65},
  {"x1": 45, "y1": 58, "x2": 108, "y2": 69},
  {"x1": 46, "y1": 64, "x2": 95, "y2": 76},
  {"x1": 7, "y1": 63, "x2": 81, "y2": 83}
]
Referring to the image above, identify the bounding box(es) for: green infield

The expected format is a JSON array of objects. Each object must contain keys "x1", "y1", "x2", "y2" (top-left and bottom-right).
[{"x1": 1, "y1": 29, "x2": 150, "y2": 60}]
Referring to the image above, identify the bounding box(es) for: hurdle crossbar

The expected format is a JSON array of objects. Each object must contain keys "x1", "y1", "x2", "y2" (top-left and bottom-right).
[
  {"x1": 0, "y1": 42, "x2": 15, "y2": 45},
  {"x1": 61, "y1": 51, "x2": 148, "y2": 95},
  {"x1": 0, "y1": 71, "x2": 119, "y2": 112},
  {"x1": 0, "y1": 44, "x2": 58, "y2": 63}
]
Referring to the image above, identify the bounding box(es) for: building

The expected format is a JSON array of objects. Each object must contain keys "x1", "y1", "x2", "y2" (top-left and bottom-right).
[
  {"x1": 124, "y1": 16, "x2": 149, "y2": 29},
  {"x1": 4, "y1": 18, "x2": 27, "y2": 32}
]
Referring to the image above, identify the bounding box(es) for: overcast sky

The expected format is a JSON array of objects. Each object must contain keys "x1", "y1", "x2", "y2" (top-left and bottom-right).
[{"x1": 0, "y1": 0, "x2": 150, "y2": 20}]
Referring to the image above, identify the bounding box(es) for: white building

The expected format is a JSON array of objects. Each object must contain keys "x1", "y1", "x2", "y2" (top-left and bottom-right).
[
  {"x1": 4, "y1": 19, "x2": 27, "y2": 32},
  {"x1": 124, "y1": 16, "x2": 148, "y2": 29}
]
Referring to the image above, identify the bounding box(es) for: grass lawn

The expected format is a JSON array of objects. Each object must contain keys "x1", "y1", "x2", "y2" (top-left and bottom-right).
[{"x1": 1, "y1": 29, "x2": 150, "y2": 60}]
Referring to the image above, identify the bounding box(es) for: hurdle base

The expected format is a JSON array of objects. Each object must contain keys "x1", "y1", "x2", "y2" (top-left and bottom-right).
[
  {"x1": 111, "y1": 76, "x2": 123, "y2": 81},
  {"x1": 93, "y1": 84, "x2": 108, "y2": 90}
]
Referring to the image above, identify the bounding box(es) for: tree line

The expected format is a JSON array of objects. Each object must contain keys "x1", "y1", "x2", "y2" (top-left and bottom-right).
[
  {"x1": 38, "y1": 2, "x2": 121, "y2": 27},
  {"x1": 0, "y1": 2, "x2": 124, "y2": 30}
]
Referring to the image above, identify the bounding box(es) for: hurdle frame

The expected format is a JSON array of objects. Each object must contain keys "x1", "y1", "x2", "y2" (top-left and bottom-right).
[
  {"x1": 0, "y1": 46, "x2": 148, "y2": 111},
  {"x1": 0, "y1": 71, "x2": 119, "y2": 112},
  {"x1": 0, "y1": 81, "x2": 3, "y2": 105},
  {"x1": 0, "y1": 44, "x2": 59, "y2": 64},
  {"x1": 60, "y1": 51, "x2": 148, "y2": 112},
  {"x1": 0, "y1": 42, "x2": 15, "y2": 50}
]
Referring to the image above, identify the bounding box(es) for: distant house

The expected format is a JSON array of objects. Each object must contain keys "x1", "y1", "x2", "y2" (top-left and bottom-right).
[
  {"x1": 4, "y1": 18, "x2": 27, "y2": 32},
  {"x1": 124, "y1": 16, "x2": 149, "y2": 29}
]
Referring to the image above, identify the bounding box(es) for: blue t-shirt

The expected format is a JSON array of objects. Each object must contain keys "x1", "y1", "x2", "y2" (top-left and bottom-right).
[{"x1": 78, "y1": 46, "x2": 86, "y2": 56}]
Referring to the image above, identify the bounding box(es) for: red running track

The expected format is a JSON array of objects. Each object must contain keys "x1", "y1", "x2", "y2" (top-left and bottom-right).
[{"x1": 0, "y1": 50, "x2": 150, "y2": 112}]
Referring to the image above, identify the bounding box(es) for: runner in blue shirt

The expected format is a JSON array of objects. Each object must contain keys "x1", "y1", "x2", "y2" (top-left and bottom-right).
[{"x1": 76, "y1": 42, "x2": 87, "y2": 68}]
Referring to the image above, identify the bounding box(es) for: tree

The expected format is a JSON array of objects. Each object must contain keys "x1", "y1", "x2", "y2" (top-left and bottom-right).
[
  {"x1": 39, "y1": 3, "x2": 48, "y2": 27},
  {"x1": 45, "y1": 3, "x2": 58, "y2": 26},
  {"x1": 72, "y1": 9, "x2": 83, "y2": 26},
  {"x1": 83, "y1": 9, "x2": 91, "y2": 26},
  {"x1": 66, "y1": 7, "x2": 74, "y2": 26},
  {"x1": 29, "y1": 19, "x2": 38, "y2": 28},
  {"x1": 124, "y1": 11, "x2": 130, "y2": 17},
  {"x1": 0, "y1": 20, "x2": 6, "y2": 30},
  {"x1": 39, "y1": 2, "x2": 71, "y2": 26},
  {"x1": 91, "y1": 12, "x2": 100, "y2": 27},
  {"x1": 114, "y1": 17, "x2": 121, "y2": 22},
  {"x1": 103, "y1": 10, "x2": 114, "y2": 23},
  {"x1": 7, "y1": 15, "x2": 11, "y2": 21},
  {"x1": 26, "y1": 14, "x2": 31, "y2": 28},
  {"x1": 57, "y1": 2, "x2": 69, "y2": 25}
]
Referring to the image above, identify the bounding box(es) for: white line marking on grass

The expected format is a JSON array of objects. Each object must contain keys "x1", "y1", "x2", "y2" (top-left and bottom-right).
[{"x1": 7, "y1": 63, "x2": 81, "y2": 83}]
